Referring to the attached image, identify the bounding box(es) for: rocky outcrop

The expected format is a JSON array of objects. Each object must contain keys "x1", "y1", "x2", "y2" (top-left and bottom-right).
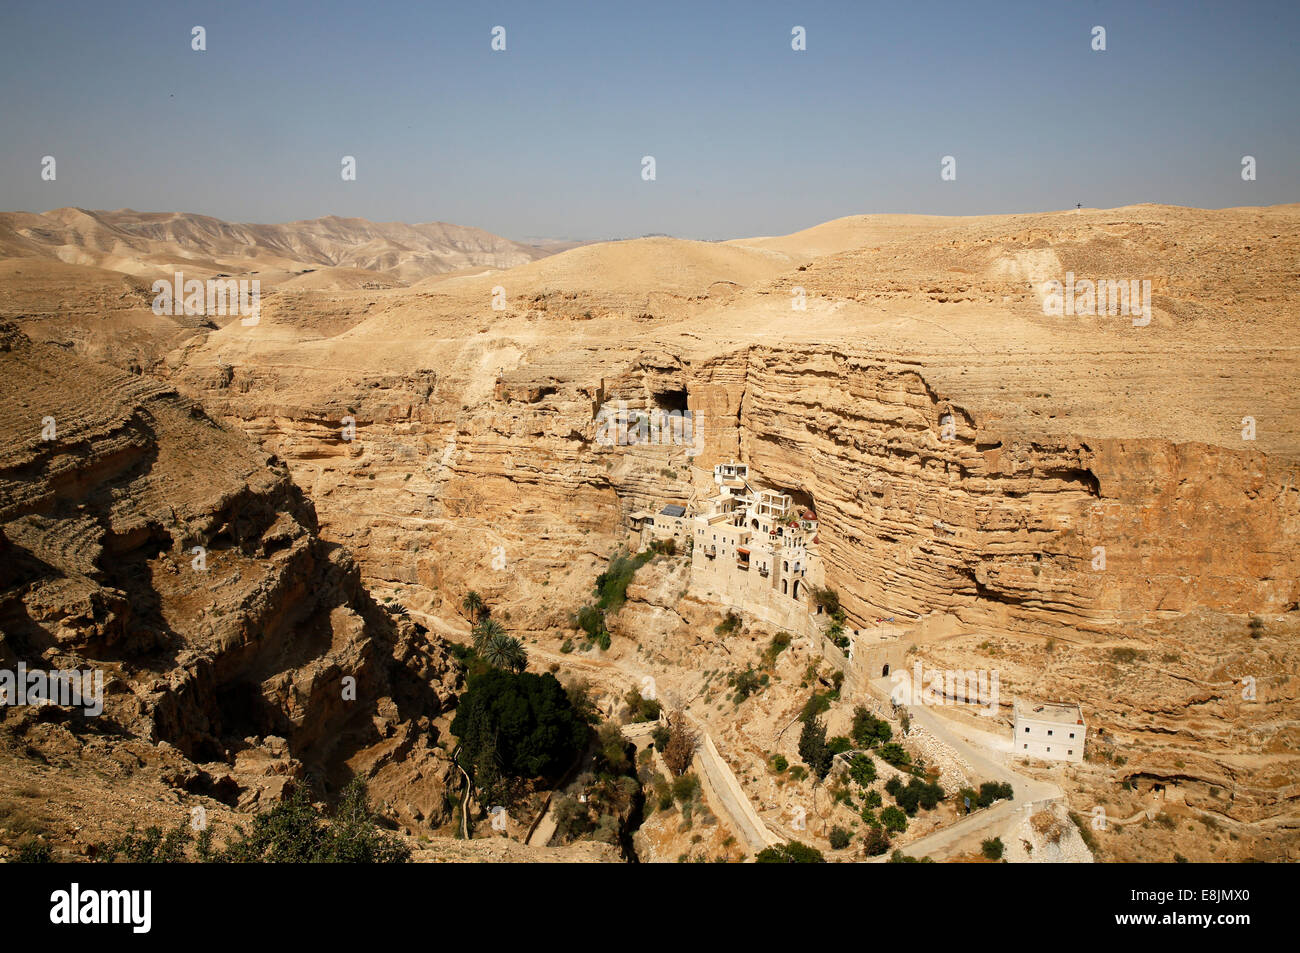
[{"x1": 0, "y1": 324, "x2": 463, "y2": 849}]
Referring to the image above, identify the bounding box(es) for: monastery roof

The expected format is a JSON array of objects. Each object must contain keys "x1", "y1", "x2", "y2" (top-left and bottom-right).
[{"x1": 1014, "y1": 699, "x2": 1085, "y2": 725}]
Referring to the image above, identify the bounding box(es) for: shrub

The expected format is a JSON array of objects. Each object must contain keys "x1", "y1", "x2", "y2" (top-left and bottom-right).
[
  {"x1": 847, "y1": 752, "x2": 877, "y2": 788},
  {"x1": 95, "y1": 781, "x2": 409, "y2": 863},
  {"x1": 878, "y1": 742, "x2": 911, "y2": 769},
  {"x1": 851, "y1": 707, "x2": 893, "y2": 749},
  {"x1": 811, "y1": 587, "x2": 841, "y2": 617},
  {"x1": 981, "y1": 837, "x2": 1004, "y2": 860},
  {"x1": 730, "y1": 667, "x2": 762, "y2": 702},
  {"x1": 662, "y1": 711, "x2": 699, "y2": 776},
  {"x1": 755, "y1": 841, "x2": 825, "y2": 863},
  {"x1": 862, "y1": 826, "x2": 891, "y2": 857},
  {"x1": 623, "y1": 688, "x2": 662, "y2": 723},
  {"x1": 888, "y1": 850, "x2": 933, "y2": 863},
  {"x1": 16, "y1": 840, "x2": 52, "y2": 863},
  {"x1": 798, "y1": 715, "x2": 833, "y2": 780},
  {"x1": 770, "y1": 754, "x2": 789, "y2": 773},
  {"x1": 1108, "y1": 646, "x2": 1144, "y2": 664},
  {"x1": 829, "y1": 826, "x2": 851, "y2": 850},
  {"x1": 594, "y1": 550, "x2": 653, "y2": 611},
  {"x1": 881, "y1": 806, "x2": 908, "y2": 833},
  {"x1": 761, "y1": 632, "x2": 792, "y2": 669},
  {"x1": 715, "y1": 610, "x2": 743, "y2": 636}
]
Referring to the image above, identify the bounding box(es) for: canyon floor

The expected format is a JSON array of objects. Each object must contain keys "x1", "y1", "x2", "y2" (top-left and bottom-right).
[{"x1": 1, "y1": 203, "x2": 1297, "y2": 862}]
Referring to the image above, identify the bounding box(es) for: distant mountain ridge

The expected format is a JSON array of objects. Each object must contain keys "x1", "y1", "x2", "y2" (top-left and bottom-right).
[{"x1": 0, "y1": 207, "x2": 557, "y2": 284}]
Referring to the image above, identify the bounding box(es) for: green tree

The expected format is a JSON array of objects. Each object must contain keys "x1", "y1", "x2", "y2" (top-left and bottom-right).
[
  {"x1": 484, "y1": 633, "x2": 528, "y2": 673},
  {"x1": 451, "y1": 669, "x2": 589, "y2": 791},
  {"x1": 472, "y1": 617, "x2": 506, "y2": 654},
  {"x1": 881, "y1": 806, "x2": 908, "y2": 833},
  {"x1": 798, "y1": 714, "x2": 833, "y2": 780},
  {"x1": 461, "y1": 590, "x2": 486, "y2": 624}
]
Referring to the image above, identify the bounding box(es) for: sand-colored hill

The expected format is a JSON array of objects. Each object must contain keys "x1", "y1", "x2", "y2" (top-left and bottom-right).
[{"x1": 0, "y1": 208, "x2": 555, "y2": 285}]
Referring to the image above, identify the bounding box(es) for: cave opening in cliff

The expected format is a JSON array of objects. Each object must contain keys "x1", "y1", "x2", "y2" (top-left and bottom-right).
[{"x1": 652, "y1": 386, "x2": 689, "y2": 414}]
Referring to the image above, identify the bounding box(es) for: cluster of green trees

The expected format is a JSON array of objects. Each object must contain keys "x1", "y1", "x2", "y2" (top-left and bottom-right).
[
  {"x1": 885, "y1": 774, "x2": 945, "y2": 816},
  {"x1": 958, "y1": 781, "x2": 1015, "y2": 812},
  {"x1": 450, "y1": 668, "x2": 590, "y2": 806},
  {"x1": 86, "y1": 781, "x2": 409, "y2": 863}
]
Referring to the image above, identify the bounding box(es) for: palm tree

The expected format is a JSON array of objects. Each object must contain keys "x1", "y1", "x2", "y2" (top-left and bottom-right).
[
  {"x1": 461, "y1": 591, "x2": 485, "y2": 624},
  {"x1": 484, "y1": 634, "x2": 528, "y2": 674},
  {"x1": 472, "y1": 618, "x2": 505, "y2": 654}
]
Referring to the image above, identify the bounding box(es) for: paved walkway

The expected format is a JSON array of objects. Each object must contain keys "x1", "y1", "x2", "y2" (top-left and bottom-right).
[{"x1": 864, "y1": 676, "x2": 1061, "y2": 861}]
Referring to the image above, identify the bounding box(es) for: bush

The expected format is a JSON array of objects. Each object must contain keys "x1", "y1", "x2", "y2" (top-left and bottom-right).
[
  {"x1": 798, "y1": 715, "x2": 833, "y2": 780},
  {"x1": 755, "y1": 841, "x2": 826, "y2": 863},
  {"x1": 770, "y1": 754, "x2": 789, "y2": 773},
  {"x1": 94, "y1": 781, "x2": 409, "y2": 863},
  {"x1": 16, "y1": 840, "x2": 52, "y2": 863},
  {"x1": 811, "y1": 587, "x2": 841, "y2": 617},
  {"x1": 730, "y1": 667, "x2": 762, "y2": 702},
  {"x1": 981, "y1": 836, "x2": 1004, "y2": 860},
  {"x1": 671, "y1": 773, "x2": 701, "y2": 805},
  {"x1": 662, "y1": 711, "x2": 699, "y2": 776},
  {"x1": 888, "y1": 850, "x2": 933, "y2": 863},
  {"x1": 761, "y1": 632, "x2": 792, "y2": 669},
  {"x1": 827, "y1": 735, "x2": 853, "y2": 756},
  {"x1": 878, "y1": 742, "x2": 911, "y2": 769},
  {"x1": 715, "y1": 611, "x2": 743, "y2": 636},
  {"x1": 594, "y1": 551, "x2": 653, "y2": 611},
  {"x1": 847, "y1": 752, "x2": 877, "y2": 788},
  {"x1": 829, "y1": 826, "x2": 851, "y2": 850},
  {"x1": 862, "y1": 826, "x2": 891, "y2": 857},
  {"x1": 623, "y1": 688, "x2": 662, "y2": 723},
  {"x1": 976, "y1": 781, "x2": 1014, "y2": 808},
  {"x1": 881, "y1": 806, "x2": 908, "y2": 833},
  {"x1": 851, "y1": 707, "x2": 893, "y2": 749}
]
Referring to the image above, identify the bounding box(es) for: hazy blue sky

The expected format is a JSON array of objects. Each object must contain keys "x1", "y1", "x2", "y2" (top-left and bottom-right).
[{"x1": 1, "y1": 0, "x2": 1296, "y2": 239}]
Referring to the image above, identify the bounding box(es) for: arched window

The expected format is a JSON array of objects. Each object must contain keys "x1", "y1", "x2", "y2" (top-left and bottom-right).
[{"x1": 782, "y1": 579, "x2": 788, "y2": 595}]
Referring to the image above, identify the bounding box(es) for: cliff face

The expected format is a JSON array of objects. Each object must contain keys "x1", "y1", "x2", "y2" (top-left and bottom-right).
[
  {"x1": 0, "y1": 324, "x2": 462, "y2": 853},
  {"x1": 693, "y1": 346, "x2": 1300, "y2": 634}
]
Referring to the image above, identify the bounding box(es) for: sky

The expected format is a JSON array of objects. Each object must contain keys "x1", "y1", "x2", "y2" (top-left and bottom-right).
[{"x1": 1, "y1": 0, "x2": 1296, "y2": 240}]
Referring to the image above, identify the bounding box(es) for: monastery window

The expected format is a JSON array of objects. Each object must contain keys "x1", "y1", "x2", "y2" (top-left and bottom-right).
[
  {"x1": 1024, "y1": 727, "x2": 1030, "y2": 733},
  {"x1": 1069, "y1": 732, "x2": 1075, "y2": 739},
  {"x1": 1023, "y1": 744, "x2": 1028, "y2": 750},
  {"x1": 1068, "y1": 750, "x2": 1073, "y2": 756},
  {"x1": 1047, "y1": 730, "x2": 1053, "y2": 736}
]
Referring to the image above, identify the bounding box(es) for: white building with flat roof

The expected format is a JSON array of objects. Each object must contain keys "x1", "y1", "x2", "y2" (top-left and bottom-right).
[{"x1": 1013, "y1": 699, "x2": 1086, "y2": 762}]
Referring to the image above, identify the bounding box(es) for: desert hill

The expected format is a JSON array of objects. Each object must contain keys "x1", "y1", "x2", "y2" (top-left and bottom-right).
[{"x1": 0, "y1": 208, "x2": 557, "y2": 286}]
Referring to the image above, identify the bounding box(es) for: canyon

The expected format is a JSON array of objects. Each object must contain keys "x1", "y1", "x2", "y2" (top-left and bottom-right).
[{"x1": 1, "y1": 203, "x2": 1297, "y2": 861}]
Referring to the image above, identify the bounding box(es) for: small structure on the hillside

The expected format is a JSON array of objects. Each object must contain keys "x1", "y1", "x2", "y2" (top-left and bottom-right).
[
  {"x1": 632, "y1": 503, "x2": 690, "y2": 548},
  {"x1": 1013, "y1": 699, "x2": 1086, "y2": 762}
]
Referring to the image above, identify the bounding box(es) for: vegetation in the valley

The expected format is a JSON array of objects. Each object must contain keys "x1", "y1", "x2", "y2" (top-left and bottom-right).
[
  {"x1": 451, "y1": 669, "x2": 590, "y2": 805},
  {"x1": 91, "y1": 780, "x2": 409, "y2": 863}
]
